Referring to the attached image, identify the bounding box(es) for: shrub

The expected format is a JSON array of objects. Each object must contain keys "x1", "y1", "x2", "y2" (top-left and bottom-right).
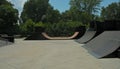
[
  {"x1": 20, "y1": 19, "x2": 35, "y2": 36},
  {"x1": 45, "y1": 21, "x2": 83, "y2": 37}
]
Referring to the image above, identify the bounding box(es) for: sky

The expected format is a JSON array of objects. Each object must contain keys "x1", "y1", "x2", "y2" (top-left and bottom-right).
[
  {"x1": 49, "y1": 0, "x2": 70, "y2": 13},
  {"x1": 7, "y1": 0, "x2": 120, "y2": 15}
]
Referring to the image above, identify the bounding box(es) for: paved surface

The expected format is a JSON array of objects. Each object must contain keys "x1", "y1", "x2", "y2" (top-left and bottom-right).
[{"x1": 0, "y1": 39, "x2": 120, "y2": 69}]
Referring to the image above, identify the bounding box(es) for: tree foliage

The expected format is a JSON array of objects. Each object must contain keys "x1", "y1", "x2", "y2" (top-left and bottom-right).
[
  {"x1": 19, "y1": 0, "x2": 103, "y2": 36},
  {"x1": 20, "y1": 19, "x2": 35, "y2": 35},
  {"x1": 101, "y1": 2, "x2": 120, "y2": 20},
  {"x1": 45, "y1": 5, "x2": 61, "y2": 23},
  {"x1": 21, "y1": 0, "x2": 49, "y2": 23},
  {"x1": 45, "y1": 21, "x2": 83, "y2": 36},
  {"x1": 70, "y1": 0, "x2": 102, "y2": 14},
  {"x1": 69, "y1": 0, "x2": 102, "y2": 24},
  {"x1": 61, "y1": 7, "x2": 81, "y2": 22},
  {"x1": 0, "y1": 0, "x2": 12, "y2": 6},
  {"x1": 0, "y1": 0, "x2": 18, "y2": 35}
]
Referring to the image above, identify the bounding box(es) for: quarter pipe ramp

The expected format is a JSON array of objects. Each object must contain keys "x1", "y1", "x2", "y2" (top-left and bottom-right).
[
  {"x1": 83, "y1": 31, "x2": 120, "y2": 58},
  {"x1": 76, "y1": 29, "x2": 97, "y2": 43},
  {"x1": 76, "y1": 21, "x2": 103, "y2": 43}
]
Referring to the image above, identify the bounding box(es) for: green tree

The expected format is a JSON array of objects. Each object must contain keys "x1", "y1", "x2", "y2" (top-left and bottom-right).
[
  {"x1": 0, "y1": 0, "x2": 12, "y2": 6},
  {"x1": 101, "y1": 2, "x2": 120, "y2": 20},
  {"x1": 61, "y1": 7, "x2": 82, "y2": 22},
  {"x1": 0, "y1": 0, "x2": 18, "y2": 35},
  {"x1": 70, "y1": 0, "x2": 102, "y2": 14},
  {"x1": 45, "y1": 21, "x2": 83, "y2": 37},
  {"x1": 20, "y1": 19, "x2": 35, "y2": 35},
  {"x1": 69, "y1": 0, "x2": 102, "y2": 23},
  {"x1": 61, "y1": 10, "x2": 72, "y2": 22},
  {"x1": 45, "y1": 6, "x2": 61, "y2": 23},
  {"x1": 61, "y1": 6, "x2": 92, "y2": 24},
  {"x1": 21, "y1": 0, "x2": 49, "y2": 23}
]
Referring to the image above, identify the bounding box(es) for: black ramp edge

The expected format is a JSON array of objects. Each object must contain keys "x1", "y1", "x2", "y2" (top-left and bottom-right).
[{"x1": 83, "y1": 31, "x2": 120, "y2": 58}]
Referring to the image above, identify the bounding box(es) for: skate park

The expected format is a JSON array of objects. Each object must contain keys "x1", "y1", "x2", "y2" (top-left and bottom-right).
[
  {"x1": 0, "y1": 20, "x2": 120, "y2": 69},
  {"x1": 24, "y1": 20, "x2": 120, "y2": 58},
  {"x1": 1, "y1": 0, "x2": 120, "y2": 69}
]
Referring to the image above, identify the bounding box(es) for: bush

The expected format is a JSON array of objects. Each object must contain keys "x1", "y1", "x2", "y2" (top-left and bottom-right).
[
  {"x1": 19, "y1": 20, "x2": 85, "y2": 37},
  {"x1": 35, "y1": 22, "x2": 45, "y2": 28},
  {"x1": 45, "y1": 21, "x2": 83, "y2": 37},
  {"x1": 20, "y1": 19, "x2": 35, "y2": 36}
]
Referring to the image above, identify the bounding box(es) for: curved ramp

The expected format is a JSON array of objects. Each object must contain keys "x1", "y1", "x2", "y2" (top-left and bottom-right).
[
  {"x1": 76, "y1": 21, "x2": 104, "y2": 43},
  {"x1": 83, "y1": 31, "x2": 120, "y2": 58},
  {"x1": 76, "y1": 29, "x2": 96, "y2": 43},
  {"x1": 42, "y1": 32, "x2": 80, "y2": 40}
]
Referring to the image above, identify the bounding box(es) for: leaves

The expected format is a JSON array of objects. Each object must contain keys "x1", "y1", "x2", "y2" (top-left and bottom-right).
[
  {"x1": 45, "y1": 21, "x2": 83, "y2": 36},
  {"x1": 101, "y1": 2, "x2": 120, "y2": 20},
  {"x1": 20, "y1": 19, "x2": 35, "y2": 35},
  {"x1": 0, "y1": 0, "x2": 18, "y2": 35},
  {"x1": 21, "y1": 0, "x2": 49, "y2": 23},
  {"x1": 70, "y1": 0, "x2": 102, "y2": 14}
]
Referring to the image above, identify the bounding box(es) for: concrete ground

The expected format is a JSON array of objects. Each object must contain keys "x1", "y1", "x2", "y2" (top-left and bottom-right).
[{"x1": 0, "y1": 39, "x2": 120, "y2": 69}]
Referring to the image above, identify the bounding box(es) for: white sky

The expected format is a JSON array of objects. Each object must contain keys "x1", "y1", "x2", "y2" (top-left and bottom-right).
[{"x1": 8, "y1": 0, "x2": 27, "y2": 14}]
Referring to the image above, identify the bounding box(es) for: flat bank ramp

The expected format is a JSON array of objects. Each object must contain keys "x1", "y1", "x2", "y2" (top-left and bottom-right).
[
  {"x1": 76, "y1": 30, "x2": 96, "y2": 43},
  {"x1": 0, "y1": 38, "x2": 12, "y2": 47},
  {"x1": 83, "y1": 31, "x2": 120, "y2": 58}
]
